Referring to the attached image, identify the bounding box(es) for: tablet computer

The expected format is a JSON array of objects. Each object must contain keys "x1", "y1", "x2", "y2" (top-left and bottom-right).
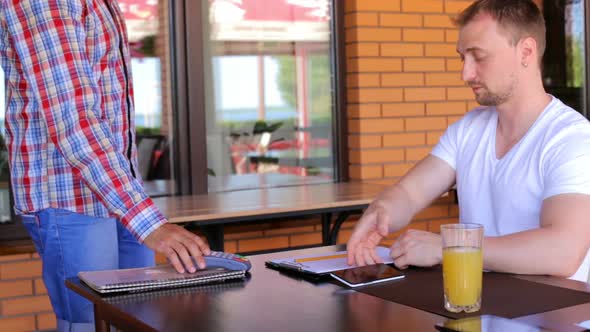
[{"x1": 330, "y1": 263, "x2": 405, "y2": 288}]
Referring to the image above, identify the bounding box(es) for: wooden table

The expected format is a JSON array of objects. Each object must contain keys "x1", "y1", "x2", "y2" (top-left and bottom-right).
[
  {"x1": 152, "y1": 182, "x2": 385, "y2": 251},
  {"x1": 66, "y1": 245, "x2": 590, "y2": 332}
]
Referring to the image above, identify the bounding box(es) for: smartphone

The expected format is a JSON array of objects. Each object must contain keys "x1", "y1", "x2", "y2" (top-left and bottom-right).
[
  {"x1": 330, "y1": 263, "x2": 405, "y2": 288},
  {"x1": 434, "y1": 315, "x2": 556, "y2": 332}
]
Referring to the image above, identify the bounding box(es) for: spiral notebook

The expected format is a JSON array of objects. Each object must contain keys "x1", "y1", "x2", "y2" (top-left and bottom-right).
[{"x1": 78, "y1": 265, "x2": 247, "y2": 294}]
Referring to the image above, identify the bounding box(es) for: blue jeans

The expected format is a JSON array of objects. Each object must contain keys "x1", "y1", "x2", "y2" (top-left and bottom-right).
[{"x1": 22, "y1": 208, "x2": 155, "y2": 331}]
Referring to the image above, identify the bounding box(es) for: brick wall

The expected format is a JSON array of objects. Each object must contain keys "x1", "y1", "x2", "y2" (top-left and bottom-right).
[
  {"x1": 0, "y1": 254, "x2": 54, "y2": 331},
  {"x1": 0, "y1": 1, "x2": 473, "y2": 330}
]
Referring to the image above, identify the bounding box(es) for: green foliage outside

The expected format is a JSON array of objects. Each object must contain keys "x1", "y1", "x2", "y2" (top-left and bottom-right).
[
  {"x1": 275, "y1": 54, "x2": 332, "y2": 123},
  {"x1": 566, "y1": 35, "x2": 584, "y2": 87},
  {"x1": 136, "y1": 126, "x2": 161, "y2": 136}
]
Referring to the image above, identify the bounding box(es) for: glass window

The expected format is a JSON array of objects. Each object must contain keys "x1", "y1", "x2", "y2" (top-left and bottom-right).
[
  {"x1": 0, "y1": 68, "x2": 10, "y2": 224},
  {"x1": 119, "y1": 0, "x2": 175, "y2": 197},
  {"x1": 543, "y1": 0, "x2": 587, "y2": 116},
  {"x1": 204, "y1": 0, "x2": 336, "y2": 192}
]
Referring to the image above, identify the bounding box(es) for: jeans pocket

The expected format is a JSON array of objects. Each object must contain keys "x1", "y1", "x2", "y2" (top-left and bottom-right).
[{"x1": 21, "y1": 215, "x2": 44, "y2": 255}]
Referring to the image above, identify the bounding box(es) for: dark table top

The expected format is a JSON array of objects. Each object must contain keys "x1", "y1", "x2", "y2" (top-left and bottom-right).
[{"x1": 67, "y1": 245, "x2": 590, "y2": 332}]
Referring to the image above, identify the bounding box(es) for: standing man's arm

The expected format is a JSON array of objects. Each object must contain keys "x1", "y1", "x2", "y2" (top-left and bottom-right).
[
  {"x1": 3, "y1": 0, "x2": 208, "y2": 273},
  {"x1": 347, "y1": 155, "x2": 456, "y2": 266}
]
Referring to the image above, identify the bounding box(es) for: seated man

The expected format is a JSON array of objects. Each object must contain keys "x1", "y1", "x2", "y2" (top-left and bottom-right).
[{"x1": 347, "y1": 0, "x2": 590, "y2": 282}]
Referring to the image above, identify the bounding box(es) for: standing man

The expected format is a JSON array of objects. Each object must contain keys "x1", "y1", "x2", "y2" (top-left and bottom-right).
[
  {"x1": 347, "y1": 0, "x2": 590, "y2": 282},
  {"x1": 0, "y1": 0, "x2": 210, "y2": 330}
]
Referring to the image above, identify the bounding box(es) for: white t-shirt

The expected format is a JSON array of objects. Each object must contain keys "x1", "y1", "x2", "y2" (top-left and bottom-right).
[{"x1": 431, "y1": 96, "x2": 590, "y2": 282}]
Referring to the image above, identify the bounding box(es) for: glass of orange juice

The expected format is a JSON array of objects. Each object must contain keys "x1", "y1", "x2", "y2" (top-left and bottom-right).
[{"x1": 441, "y1": 223, "x2": 483, "y2": 313}]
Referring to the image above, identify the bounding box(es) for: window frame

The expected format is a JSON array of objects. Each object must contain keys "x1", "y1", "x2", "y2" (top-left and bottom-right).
[{"x1": 171, "y1": 0, "x2": 348, "y2": 195}]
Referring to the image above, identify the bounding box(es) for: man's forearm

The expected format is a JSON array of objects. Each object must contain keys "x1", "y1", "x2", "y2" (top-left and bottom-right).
[
  {"x1": 483, "y1": 228, "x2": 585, "y2": 277},
  {"x1": 375, "y1": 183, "x2": 428, "y2": 233}
]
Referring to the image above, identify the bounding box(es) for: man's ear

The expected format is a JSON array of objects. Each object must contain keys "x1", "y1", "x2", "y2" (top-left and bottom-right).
[{"x1": 519, "y1": 36, "x2": 537, "y2": 67}]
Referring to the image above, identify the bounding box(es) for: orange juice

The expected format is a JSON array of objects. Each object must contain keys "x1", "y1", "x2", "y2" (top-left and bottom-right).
[
  {"x1": 442, "y1": 246, "x2": 483, "y2": 306},
  {"x1": 444, "y1": 317, "x2": 482, "y2": 332}
]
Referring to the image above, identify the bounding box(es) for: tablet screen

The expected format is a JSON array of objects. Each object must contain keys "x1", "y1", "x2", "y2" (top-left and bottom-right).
[{"x1": 330, "y1": 264, "x2": 405, "y2": 287}]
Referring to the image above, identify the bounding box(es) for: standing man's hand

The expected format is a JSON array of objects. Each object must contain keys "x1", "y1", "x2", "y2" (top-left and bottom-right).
[
  {"x1": 389, "y1": 229, "x2": 442, "y2": 269},
  {"x1": 144, "y1": 224, "x2": 211, "y2": 273},
  {"x1": 346, "y1": 199, "x2": 392, "y2": 266}
]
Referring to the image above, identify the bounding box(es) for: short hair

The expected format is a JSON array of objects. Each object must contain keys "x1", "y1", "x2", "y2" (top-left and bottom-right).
[{"x1": 454, "y1": 0, "x2": 546, "y2": 59}]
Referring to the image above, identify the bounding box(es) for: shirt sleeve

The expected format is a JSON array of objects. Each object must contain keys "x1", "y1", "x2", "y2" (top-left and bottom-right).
[
  {"x1": 4, "y1": 1, "x2": 166, "y2": 241},
  {"x1": 543, "y1": 125, "x2": 590, "y2": 199},
  {"x1": 430, "y1": 118, "x2": 462, "y2": 170}
]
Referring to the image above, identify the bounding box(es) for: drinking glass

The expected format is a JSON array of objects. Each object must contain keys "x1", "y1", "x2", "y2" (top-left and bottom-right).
[{"x1": 441, "y1": 223, "x2": 484, "y2": 313}]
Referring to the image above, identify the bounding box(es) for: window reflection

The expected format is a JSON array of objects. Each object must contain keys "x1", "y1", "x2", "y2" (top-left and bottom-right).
[
  {"x1": 0, "y1": 68, "x2": 10, "y2": 223},
  {"x1": 205, "y1": 0, "x2": 335, "y2": 192},
  {"x1": 119, "y1": 0, "x2": 175, "y2": 197},
  {"x1": 543, "y1": 0, "x2": 587, "y2": 115}
]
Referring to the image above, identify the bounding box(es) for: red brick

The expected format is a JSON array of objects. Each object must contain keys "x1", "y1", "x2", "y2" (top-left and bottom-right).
[
  {"x1": 347, "y1": 104, "x2": 381, "y2": 118},
  {"x1": 403, "y1": 29, "x2": 445, "y2": 42},
  {"x1": 447, "y1": 87, "x2": 475, "y2": 100},
  {"x1": 406, "y1": 117, "x2": 447, "y2": 131},
  {"x1": 383, "y1": 133, "x2": 426, "y2": 147},
  {"x1": 404, "y1": 59, "x2": 446, "y2": 72},
  {"x1": 2, "y1": 296, "x2": 53, "y2": 315},
  {"x1": 265, "y1": 225, "x2": 315, "y2": 236},
  {"x1": 381, "y1": 73, "x2": 424, "y2": 87},
  {"x1": 36, "y1": 312, "x2": 57, "y2": 331},
  {"x1": 224, "y1": 241, "x2": 238, "y2": 254},
  {"x1": 348, "y1": 0, "x2": 401, "y2": 11},
  {"x1": 381, "y1": 43, "x2": 423, "y2": 56},
  {"x1": 0, "y1": 254, "x2": 32, "y2": 263},
  {"x1": 423, "y1": 14, "x2": 454, "y2": 28},
  {"x1": 380, "y1": 13, "x2": 422, "y2": 27},
  {"x1": 347, "y1": 73, "x2": 380, "y2": 87},
  {"x1": 382, "y1": 103, "x2": 425, "y2": 117},
  {"x1": 348, "y1": 88, "x2": 403, "y2": 103},
  {"x1": 346, "y1": 43, "x2": 380, "y2": 57},
  {"x1": 384, "y1": 163, "x2": 415, "y2": 177},
  {"x1": 0, "y1": 261, "x2": 42, "y2": 279},
  {"x1": 446, "y1": 29, "x2": 459, "y2": 42},
  {"x1": 425, "y1": 73, "x2": 464, "y2": 86},
  {"x1": 345, "y1": 13, "x2": 379, "y2": 27},
  {"x1": 404, "y1": 88, "x2": 446, "y2": 102},
  {"x1": 290, "y1": 233, "x2": 322, "y2": 247},
  {"x1": 0, "y1": 316, "x2": 36, "y2": 332},
  {"x1": 348, "y1": 119, "x2": 404, "y2": 134},
  {"x1": 347, "y1": 28, "x2": 402, "y2": 42},
  {"x1": 426, "y1": 102, "x2": 467, "y2": 115},
  {"x1": 225, "y1": 231, "x2": 264, "y2": 240},
  {"x1": 425, "y1": 44, "x2": 459, "y2": 57},
  {"x1": 406, "y1": 147, "x2": 431, "y2": 161},
  {"x1": 402, "y1": 0, "x2": 444, "y2": 13},
  {"x1": 349, "y1": 165, "x2": 383, "y2": 180},
  {"x1": 347, "y1": 58, "x2": 402, "y2": 72},
  {"x1": 350, "y1": 149, "x2": 405, "y2": 164},
  {"x1": 348, "y1": 135, "x2": 382, "y2": 149},
  {"x1": 238, "y1": 237, "x2": 289, "y2": 252},
  {"x1": 336, "y1": 229, "x2": 354, "y2": 244},
  {"x1": 0, "y1": 280, "x2": 33, "y2": 298}
]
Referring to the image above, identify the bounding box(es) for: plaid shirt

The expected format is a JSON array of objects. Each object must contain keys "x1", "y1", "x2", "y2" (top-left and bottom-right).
[{"x1": 0, "y1": 0, "x2": 166, "y2": 241}]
